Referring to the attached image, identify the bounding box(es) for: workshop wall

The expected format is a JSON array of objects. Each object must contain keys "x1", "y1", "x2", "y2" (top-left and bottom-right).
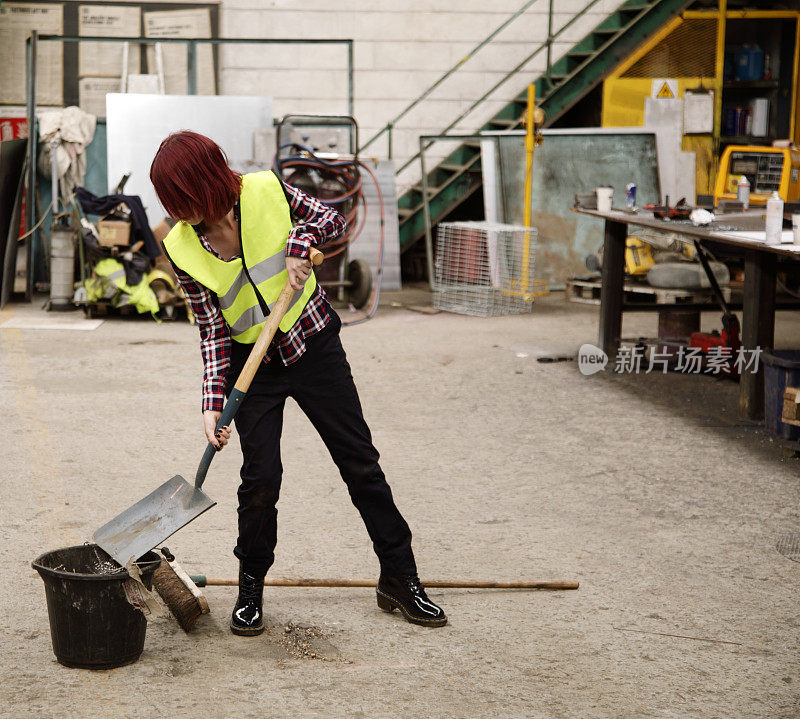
[
  {"x1": 8, "y1": 0, "x2": 624, "y2": 192},
  {"x1": 217, "y1": 0, "x2": 622, "y2": 168}
]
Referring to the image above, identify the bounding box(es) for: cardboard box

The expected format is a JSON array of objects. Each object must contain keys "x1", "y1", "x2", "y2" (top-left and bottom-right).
[
  {"x1": 98, "y1": 219, "x2": 131, "y2": 247},
  {"x1": 151, "y1": 218, "x2": 176, "y2": 248},
  {"x1": 783, "y1": 387, "x2": 800, "y2": 427}
]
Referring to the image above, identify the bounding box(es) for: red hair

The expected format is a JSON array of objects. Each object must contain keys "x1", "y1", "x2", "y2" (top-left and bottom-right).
[{"x1": 150, "y1": 130, "x2": 242, "y2": 223}]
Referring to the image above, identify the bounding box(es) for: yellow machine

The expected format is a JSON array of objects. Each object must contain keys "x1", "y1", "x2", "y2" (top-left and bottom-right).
[
  {"x1": 714, "y1": 145, "x2": 800, "y2": 207},
  {"x1": 624, "y1": 237, "x2": 655, "y2": 276}
]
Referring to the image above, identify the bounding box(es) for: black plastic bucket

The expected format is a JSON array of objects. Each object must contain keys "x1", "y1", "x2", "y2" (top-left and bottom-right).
[
  {"x1": 31, "y1": 544, "x2": 161, "y2": 669},
  {"x1": 763, "y1": 350, "x2": 800, "y2": 441}
]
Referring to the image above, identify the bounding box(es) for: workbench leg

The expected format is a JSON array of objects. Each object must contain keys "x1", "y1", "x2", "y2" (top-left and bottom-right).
[
  {"x1": 599, "y1": 219, "x2": 627, "y2": 361},
  {"x1": 739, "y1": 249, "x2": 776, "y2": 420}
]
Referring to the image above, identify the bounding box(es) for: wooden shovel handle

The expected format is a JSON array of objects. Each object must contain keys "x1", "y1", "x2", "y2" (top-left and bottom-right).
[
  {"x1": 233, "y1": 247, "x2": 323, "y2": 393},
  {"x1": 194, "y1": 247, "x2": 323, "y2": 489}
]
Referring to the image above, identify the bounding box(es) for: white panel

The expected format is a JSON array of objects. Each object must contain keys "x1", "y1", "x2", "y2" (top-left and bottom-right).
[
  {"x1": 350, "y1": 160, "x2": 401, "y2": 291},
  {"x1": 106, "y1": 93, "x2": 272, "y2": 225},
  {"x1": 644, "y1": 97, "x2": 683, "y2": 204}
]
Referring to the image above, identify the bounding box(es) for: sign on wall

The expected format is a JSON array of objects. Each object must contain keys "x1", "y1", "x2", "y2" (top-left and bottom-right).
[
  {"x1": 651, "y1": 78, "x2": 678, "y2": 100},
  {"x1": 0, "y1": 3, "x2": 64, "y2": 105},
  {"x1": 0, "y1": 1, "x2": 219, "y2": 117}
]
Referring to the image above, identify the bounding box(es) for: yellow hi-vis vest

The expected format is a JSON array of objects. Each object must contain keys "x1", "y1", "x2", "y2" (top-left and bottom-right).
[{"x1": 162, "y1": 170, "x2": 316, "y2": 343}]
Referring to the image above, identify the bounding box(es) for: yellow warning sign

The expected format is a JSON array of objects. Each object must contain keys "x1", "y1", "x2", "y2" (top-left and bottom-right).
[
  {"x1": 651, "y1": 78, "x2": 678, "y2": 100},
  {"x1": 656, "y1": 82, "x2": 675, "y2": 99}
]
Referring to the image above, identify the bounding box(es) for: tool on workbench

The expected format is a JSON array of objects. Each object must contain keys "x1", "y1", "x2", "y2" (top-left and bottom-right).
[
  {"x1": 153, "y1": 547, "x2": 580, "y2": 632},
  {"x1": 689, "y1": 240, "x2": 741, "y2": 373},
  {"x1": 643, "y1": 196, "x2": 693, "y2": 221},
  {"x1": 93, "y1": 248, "x2": 325, "y2": 568}
]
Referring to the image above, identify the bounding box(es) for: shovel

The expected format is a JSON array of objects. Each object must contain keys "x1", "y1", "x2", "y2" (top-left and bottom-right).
[{"x1": 94, "y1": 248, "x2": 324, "y2": 566}]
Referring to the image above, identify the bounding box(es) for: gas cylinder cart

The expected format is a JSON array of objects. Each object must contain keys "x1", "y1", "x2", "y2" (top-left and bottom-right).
[{"x1": 273, "y1": 115, "x2": 372, "y2": 309}]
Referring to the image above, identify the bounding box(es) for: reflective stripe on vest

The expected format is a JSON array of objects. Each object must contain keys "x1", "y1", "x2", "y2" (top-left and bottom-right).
[{"x1": 162, "y1": 171, "x2": 317, "y2": 343}]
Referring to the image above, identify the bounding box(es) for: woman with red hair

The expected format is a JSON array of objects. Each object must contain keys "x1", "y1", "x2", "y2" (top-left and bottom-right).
[{"x1": 151, "y1": 130, "x2": 446, "y2": 635}]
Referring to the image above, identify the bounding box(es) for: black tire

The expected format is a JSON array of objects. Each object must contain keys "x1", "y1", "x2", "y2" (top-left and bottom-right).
[{"x1": 346, "y1": 258, "x2": 372, "y2": 309}]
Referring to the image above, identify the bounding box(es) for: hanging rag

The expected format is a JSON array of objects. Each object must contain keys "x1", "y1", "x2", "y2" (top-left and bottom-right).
[
  {"x1": 75, "y1": 187, "x2": 161, "y2": 259},
  {"x1": 37, "y1": 106, "x2": 96, "y2": 202}
]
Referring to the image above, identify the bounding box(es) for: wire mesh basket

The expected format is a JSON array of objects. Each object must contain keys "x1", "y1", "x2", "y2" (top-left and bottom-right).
[{"x1": 433, "y1": 221, "x2": 538, "y2": 317}]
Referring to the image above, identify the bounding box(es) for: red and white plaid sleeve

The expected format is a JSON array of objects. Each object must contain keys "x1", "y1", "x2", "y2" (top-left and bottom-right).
[
  {"x1": 173, "y1": 264, "x2": 231, "y2": 413},
  {"x1": 284, "y1": 182, "x2": 346, "y2": 259}
]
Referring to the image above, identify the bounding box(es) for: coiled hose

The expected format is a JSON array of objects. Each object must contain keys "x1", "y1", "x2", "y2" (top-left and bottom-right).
[{"x1": 274, "y1": 143, "x2": 385, "y2": 326}]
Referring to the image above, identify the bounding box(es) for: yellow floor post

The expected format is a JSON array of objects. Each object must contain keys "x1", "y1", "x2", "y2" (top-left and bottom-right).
[{"x1": 522, "y1": 83, "x2": 535, "y2": 301}]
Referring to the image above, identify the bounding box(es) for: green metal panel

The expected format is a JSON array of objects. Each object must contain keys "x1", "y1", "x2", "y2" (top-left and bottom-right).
[{"x1": 398, "y1": 0, "x2": 693, "y2": 254}]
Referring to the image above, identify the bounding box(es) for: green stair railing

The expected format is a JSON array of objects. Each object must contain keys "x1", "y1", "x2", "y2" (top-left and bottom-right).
[
  {"x1": 360, "y1": 0, "x2": 541, "y2": 159},
  {"x1": 375, "y1": 0, "x2": 693, "y2": 263}
]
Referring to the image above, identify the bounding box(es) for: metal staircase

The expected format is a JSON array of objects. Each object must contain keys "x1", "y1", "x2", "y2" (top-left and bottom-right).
[{"x1": 383, "y1": 0, "x2": 694, "y2": 264}]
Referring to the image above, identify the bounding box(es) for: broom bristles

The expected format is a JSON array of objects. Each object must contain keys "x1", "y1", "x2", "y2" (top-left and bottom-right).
[{"x1": 153, "y1": 558, "x2": 208, "y2": 632}]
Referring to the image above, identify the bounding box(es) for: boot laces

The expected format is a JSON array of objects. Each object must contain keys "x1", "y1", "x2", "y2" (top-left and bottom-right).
[
  {"x1": 404, "y1": 575, "x2": 422, "y2": 594},
  {"x1": 239, "y1": 573, "x2": 262, "y2": 601}
]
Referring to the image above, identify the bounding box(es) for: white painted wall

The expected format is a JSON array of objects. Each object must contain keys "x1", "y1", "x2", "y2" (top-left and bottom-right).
[
  {"x1": 217, "y1": 0, "x2": 626, "y2": 189},
  {"x1": 50, "y1": 0, "x2": 624, "y2": 190}
]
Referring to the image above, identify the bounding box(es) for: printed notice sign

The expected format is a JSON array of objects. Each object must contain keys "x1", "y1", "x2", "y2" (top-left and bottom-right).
[
  {"x1": 143, "y1": 8, "x2": 216, "y2": 95},
  {"x1": 79, "y1": 5, "x2": 141, "y2": 78},
  {"x1": 0, "y1": 3, "x2": 64, "y2": 105}
]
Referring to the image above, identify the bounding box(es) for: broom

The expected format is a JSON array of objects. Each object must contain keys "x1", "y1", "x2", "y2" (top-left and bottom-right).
[
  {"x1": 154, "y1": 550, "x2": 579, "y2": 632},
  {"x1": 153, "y1": 548, "x2": 209, "y2": 631},
  {"x1": 191, "y1": 576, "x2": 580, "y2": 590}
]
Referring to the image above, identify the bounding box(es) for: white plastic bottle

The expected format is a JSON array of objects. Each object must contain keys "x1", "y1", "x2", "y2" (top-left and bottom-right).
[{"x1": 765, "y1": 191, "x2": 784, "y2": 245}]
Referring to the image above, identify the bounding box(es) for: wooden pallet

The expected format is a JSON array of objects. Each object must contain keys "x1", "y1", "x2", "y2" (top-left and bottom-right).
[{"x1": 566, "y1": 278, "x2": 730, "y2": 306}]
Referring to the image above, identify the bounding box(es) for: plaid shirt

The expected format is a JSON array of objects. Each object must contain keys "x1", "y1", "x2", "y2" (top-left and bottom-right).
[{"x1": 171, "y1": 180, "x2": 346, "y2": 412}]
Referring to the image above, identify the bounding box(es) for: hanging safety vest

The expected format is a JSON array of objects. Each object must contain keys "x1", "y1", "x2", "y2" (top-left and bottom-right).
[
  {"x1": 162, "y1": 171, "x2": 316, "y2": 343},
  {"x1": 86, "y1": 258, "x2": 159, "y2": 316}
]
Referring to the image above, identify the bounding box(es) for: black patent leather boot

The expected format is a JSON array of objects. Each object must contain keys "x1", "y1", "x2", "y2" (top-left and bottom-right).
[
  {"x1": 230, "y1": 566, "x2": 265, "y2": 636},
  {"x1": 376, "y1": 574, "x2": 447, "y2": 627}
]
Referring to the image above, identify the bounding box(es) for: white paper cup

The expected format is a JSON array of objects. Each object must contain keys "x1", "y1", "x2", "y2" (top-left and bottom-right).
[
  {"x1": 596, "y1": 187, "x2": 614, "y2": 213},
  {"x1": 793, "y1": 214, "x2": 800, "y2": 245}
]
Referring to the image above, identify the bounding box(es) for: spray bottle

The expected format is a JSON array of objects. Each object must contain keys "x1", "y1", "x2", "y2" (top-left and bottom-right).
[
  {"x1": 737, "y1": 175, "x2": 750, "y2": 210},
  {"x1": 765, "y1": 191, "x2": 784, "y2": 245}
]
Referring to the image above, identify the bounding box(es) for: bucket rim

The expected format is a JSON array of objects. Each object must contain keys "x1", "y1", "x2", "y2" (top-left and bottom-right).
[
  {"x1": 31, "y1": 543, "x2": 161, "y2": 582},
  {"x1": 762, "y1": 349, "x2": 800, "y2": 370}
]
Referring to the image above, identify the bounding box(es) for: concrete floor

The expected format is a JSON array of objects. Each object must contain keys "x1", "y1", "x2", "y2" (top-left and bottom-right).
[{"x1": 1, "y1": 289, "x2": 799, "y2": 718}]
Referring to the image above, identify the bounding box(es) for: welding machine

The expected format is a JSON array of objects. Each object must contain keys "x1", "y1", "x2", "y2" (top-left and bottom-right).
[{"x1": 714, "y1": 144, "x2": 800, "y2": 207}]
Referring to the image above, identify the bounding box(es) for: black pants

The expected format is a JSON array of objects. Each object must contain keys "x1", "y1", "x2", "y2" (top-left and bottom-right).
[{"x1": 226, "y1": 313, "x2": 417, "y2": 579}]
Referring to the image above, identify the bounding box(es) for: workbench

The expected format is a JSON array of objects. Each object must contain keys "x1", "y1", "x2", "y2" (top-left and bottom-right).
[{"x1": 573, "y1": 207, "x2": 800, "y2": 420}]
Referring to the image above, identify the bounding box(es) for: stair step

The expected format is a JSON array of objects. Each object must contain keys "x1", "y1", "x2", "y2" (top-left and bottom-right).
[
  {"x1": 410, "y1": 184, "x2": 443, "y2": 196},
  {"x1": 397, "y1": 0, "x2": 689, "y2": 255},
  {"x1": 399, "y1": 205, "x2": 424, "y2": 222},
  {"x1": 487, "y1": 118, "x2": 520, "y2": 128}
]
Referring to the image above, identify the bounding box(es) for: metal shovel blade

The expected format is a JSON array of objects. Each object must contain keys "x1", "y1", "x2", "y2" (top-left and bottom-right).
[{"x1": 93, "y1": 475, "x2": 216, "y2": 566}]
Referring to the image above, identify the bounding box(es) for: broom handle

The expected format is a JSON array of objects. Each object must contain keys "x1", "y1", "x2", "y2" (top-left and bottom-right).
[
  {"x1": 189, "y1": 575, "x2": 579, "y2": 590},
  {"x1": 194, "y1": 248, "x2": 323, "y2": 489}
]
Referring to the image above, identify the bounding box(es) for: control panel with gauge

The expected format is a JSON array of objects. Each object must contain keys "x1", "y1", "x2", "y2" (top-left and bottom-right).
[{"x1": 713, "y1": 145, "x2": 800, "y2": 206}]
